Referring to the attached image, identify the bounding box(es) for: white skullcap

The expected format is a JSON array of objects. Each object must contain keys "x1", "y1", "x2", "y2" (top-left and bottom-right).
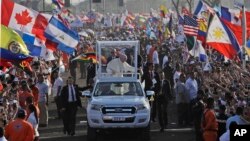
[{"x1": 119, "y1": 53, "x2": 127, "y2": 61}]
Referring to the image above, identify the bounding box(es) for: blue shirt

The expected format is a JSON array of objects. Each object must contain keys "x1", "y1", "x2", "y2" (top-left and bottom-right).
[
  {"x1": 226, "y1": 115, "x2": 247, "y2": 130},
  {"x1": 185, "y1": 77, "x2": 198, "y2": 101},
  {"x1": 36, "y1": 82, "x2": 48, "y2": 102}
]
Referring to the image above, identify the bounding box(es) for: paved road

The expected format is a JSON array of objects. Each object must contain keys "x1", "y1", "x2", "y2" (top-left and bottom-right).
[
  {"x1": 41, "y1": 130, "x2": 195, "y2": 141},
  {"x1": 39, "y1": 69, "x2": 195, "y2": 141}
]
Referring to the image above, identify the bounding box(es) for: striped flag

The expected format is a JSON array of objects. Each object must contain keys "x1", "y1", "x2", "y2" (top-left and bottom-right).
[
  {"x1": 71, "y1": 52, "x2": 98, "y2": 64},
  {"x1": 52, "y1": 0, "x2": 64, "y2": 10},
  {"x1": 183, "y1": 15, "x2": 198, "y2": 36},
  {"x1": 44, "y1": 16, "x2": 79, "y2": 54}
]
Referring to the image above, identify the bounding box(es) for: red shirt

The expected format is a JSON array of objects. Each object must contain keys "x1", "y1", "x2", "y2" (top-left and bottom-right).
[
  {"x1": 30, "y1": 85, "x2": 39, "y2": 106},
  {"x1": 18, "y1": 90, "x2": 33, "y2": 109},
  {"x1": 5, "y1": 118, "x2": 34, "y2": 141}
]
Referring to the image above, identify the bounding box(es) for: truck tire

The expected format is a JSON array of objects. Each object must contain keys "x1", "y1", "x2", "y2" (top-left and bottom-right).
[
  {"x1": 139, "y1": 124, "x2": 151, "y2": 141},
  {"x1": 87, "y1": 125, "x2": 97, "y2": 141}
]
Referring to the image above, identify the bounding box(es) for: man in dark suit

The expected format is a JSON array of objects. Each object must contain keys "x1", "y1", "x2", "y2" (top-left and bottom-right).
[
  {"x1": 158, "y1": 72, "x2": 172, "y2": 132},
  {"x1": 86, "y1": 60, "x2": 96, "y2": 86},
  {"x1": 141, "y1": 63, "x2": 161, "y2": 122},
  {"x1": 69, "y1": 55, "x2": 77, "y2": 83},
  {"x1": 60, "y1": 76, "x2": 82, "y2": 136}
]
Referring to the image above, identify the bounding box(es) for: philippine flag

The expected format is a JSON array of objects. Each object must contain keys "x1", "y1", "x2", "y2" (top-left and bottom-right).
[
  {"x1": 206, "y1": 14, "x2": 241, "y2": 60},
  {"x1": 45, "y1": 16, "x2": 79, "y2": 54}
]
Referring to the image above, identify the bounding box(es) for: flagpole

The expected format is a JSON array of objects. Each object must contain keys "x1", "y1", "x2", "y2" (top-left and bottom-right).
[{"x1": 242, "y1": 4, "x2": 246, "y2": 70}]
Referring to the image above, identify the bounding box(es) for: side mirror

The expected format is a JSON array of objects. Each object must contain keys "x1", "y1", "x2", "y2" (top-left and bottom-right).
[
  {"x1": 82, "y1": 90, "x2": 91, "y2": 98},
  {"x1": 146, "y1": 91, "x2": 154, "y2": 97}
]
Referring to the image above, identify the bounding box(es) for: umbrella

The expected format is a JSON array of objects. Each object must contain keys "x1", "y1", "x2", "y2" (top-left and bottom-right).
[{"x1": 78, "y1": 31, "x2": 89, "y2": 37}]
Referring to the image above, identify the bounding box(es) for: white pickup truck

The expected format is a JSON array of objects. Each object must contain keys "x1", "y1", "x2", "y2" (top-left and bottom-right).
[{"x1": 82, "y1": 41, "x2": 154, "y2": 141}]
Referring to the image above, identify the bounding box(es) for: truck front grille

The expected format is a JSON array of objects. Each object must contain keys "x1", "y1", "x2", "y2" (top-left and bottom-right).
[{"x1": 101, "y1": 107, "x2": 136, "y2": 114}]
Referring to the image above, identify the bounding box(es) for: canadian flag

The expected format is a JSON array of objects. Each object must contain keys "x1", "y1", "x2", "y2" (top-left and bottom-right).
[
  {"x1": 1, "y1": 0, "x2": 58, "y2": 51},
  {"x1": 1, "y1": 0, "x2": 48, "y2": 41}
]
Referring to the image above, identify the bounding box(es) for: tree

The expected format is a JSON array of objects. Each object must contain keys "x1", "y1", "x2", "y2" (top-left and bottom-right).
[
  {"x1": 186, "y1": 0, "x2": 194, "y2": 13},
  {"x1": 171, "y1": 0, "x2": 180, "y2": 15},
  {"x1": 172, "y1": 0, "x2": 194, "y2": 15},
  {"x1": 203, "y1": 0, "x2": 221, "y2": 7}
]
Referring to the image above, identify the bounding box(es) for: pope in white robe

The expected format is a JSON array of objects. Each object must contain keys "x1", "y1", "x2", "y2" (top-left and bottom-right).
[{"x1": 106, "y1": 53, "x2": 135, "y2": 77}]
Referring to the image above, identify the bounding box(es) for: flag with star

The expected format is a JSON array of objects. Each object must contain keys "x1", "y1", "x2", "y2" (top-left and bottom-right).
[{"x1": 206, "y1": 14, "x2": 241, "y2": 60}]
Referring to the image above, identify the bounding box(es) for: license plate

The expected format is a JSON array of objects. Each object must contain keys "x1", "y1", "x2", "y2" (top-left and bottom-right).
[{"x1": 112, "y1": 117, "x2": 125, "y2": 121}]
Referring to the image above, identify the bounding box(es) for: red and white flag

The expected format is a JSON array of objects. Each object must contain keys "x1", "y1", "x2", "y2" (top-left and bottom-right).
[
  {"x1": 1, "y1": 0, "x2": 58, "y2": 52},
  {"x1": 1, "y1": 0, "x2": 49, "y2": 41}
]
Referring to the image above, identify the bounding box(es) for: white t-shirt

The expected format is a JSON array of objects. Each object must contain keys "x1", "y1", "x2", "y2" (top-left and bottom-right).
[{"x1": 52, "y1": 77, "x2": 63, "y2": 97}]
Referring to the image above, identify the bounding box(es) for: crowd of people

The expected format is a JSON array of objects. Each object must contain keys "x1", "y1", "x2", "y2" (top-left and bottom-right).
[{"x1": 0, "y1": 24, "x2": 250, "y2": 141}]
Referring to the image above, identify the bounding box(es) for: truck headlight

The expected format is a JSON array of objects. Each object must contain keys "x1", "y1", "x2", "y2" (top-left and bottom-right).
[
  {"x1": 90, "y1": 104, "x2": 102, "y2": 111},
  {"x1": 135, "y1": 104, "x2": 146, "y2": 111}
]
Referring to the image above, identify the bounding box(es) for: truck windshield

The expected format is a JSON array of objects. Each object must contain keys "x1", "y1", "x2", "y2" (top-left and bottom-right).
[{"x1": 94, "y1": 82, "x2": 143, "y2": 96}]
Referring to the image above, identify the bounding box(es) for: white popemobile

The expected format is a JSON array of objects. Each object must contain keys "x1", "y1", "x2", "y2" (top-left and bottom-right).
[{"x1": 82, "y1": 41, "x2": 154, "y2": 141}]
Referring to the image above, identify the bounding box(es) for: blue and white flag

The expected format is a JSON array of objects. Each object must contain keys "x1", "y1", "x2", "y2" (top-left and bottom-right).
[
  {"x1": 221, "y1": 7, "x2": 241, "y2": 25},
  {"x1": 18, "y1": 32, "x2": 45, "y2": 57},
  {"x1": 21, "y1": 32, "x2": 55, "y2": 60},
  {"x1": 45, "y1": 16, "x2": 79, "y2": 54},
  {"x1": 189, "y1": 40, "x2": 207, "y2": 62}
]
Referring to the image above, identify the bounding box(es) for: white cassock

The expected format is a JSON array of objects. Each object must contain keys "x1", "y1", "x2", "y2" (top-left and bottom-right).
[{"x1": 106, "y1": 58, "x2": 135, "y2": 77}]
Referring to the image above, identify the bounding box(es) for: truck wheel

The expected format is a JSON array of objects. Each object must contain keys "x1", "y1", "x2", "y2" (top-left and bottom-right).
[
  {"x1": 139, "y1": 125, "x2": 151, "y2": 141},
  {"x1": 87, "y1": 125, "x2": 97, "y2": 141}
]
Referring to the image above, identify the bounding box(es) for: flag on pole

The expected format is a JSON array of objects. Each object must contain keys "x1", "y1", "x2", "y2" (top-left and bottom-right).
[
  {"x1": 193, "y1": 1, "x2": 214, "y2": 43},
  {"x1": 206, "y1": 14, "x2": 241, "y2": 59},
  {"x1": 194, "y1": 0, "x2": 215, "y2": 17},
  {"x1": 0, "y1": 25, "x2": 30, "y2": 61},
  {"x1": 189, "y1": 40, "x2": 207, "y2": 62},
  {"x1": 44, "y1": 16, "x2": 79, "y2": 54},
  {"x1": 183, "y1": 15, "x2": 198, "y2": 36},
  {"x1": 71, "y1": 52, "x2": 97, "y2": 64},
  {"x1": 1, "y1": 0, "x2": 49, "y2": 41},
  {"x1": 52, "y1": 0, "x2": 64, "y2": 9},
  {"x1": 20, "y1": 32, "x2": 48, "y2": 57}
]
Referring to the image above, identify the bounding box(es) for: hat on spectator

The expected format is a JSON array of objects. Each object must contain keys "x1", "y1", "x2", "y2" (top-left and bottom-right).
[{"x1": 17, "y1": 109, "x2": 27, "y2": 118}]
